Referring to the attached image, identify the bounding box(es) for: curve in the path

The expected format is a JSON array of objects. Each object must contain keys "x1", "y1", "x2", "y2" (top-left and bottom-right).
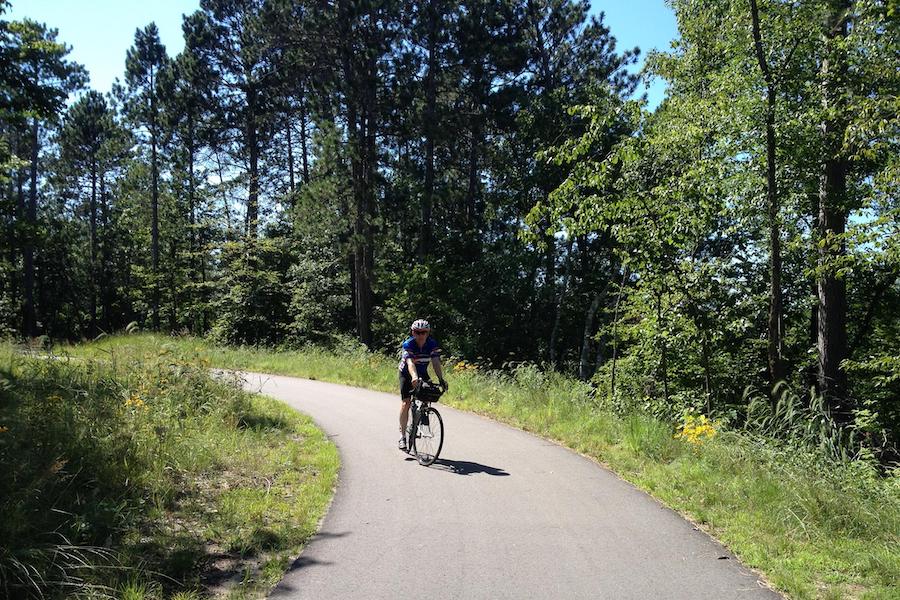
[{"x1": 240, "y1": 373, "x2": 781, "y2": 600}]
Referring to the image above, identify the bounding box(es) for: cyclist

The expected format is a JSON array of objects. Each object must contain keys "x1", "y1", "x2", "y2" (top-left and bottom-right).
[{"x1": 398, "y1": 319, "x2": 448, "y2": 451}]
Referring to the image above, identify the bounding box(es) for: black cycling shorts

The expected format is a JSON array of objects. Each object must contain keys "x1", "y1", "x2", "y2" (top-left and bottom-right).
[{"x1": 399, "y1": 371, "x2": 430, "y2": 400}]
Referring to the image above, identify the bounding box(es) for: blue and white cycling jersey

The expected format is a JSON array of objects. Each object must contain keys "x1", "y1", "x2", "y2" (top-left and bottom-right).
[{"x1": 398, "y1": 336, "x2": 441, "y2": 378}]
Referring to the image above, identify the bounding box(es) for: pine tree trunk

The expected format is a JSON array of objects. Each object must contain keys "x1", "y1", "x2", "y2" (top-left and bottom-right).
[
  {"x1": 14, "y1": 153, "x2": 23, "y2": 327},
  {"x1": 5, "y1": 176, "x2": 16, "y2": 311},
  {"x1": 89, "y1": 163, "x2": 98, "y2": 337},
  {"x1": 348, "y1": 96, "x2": 366, "y2": 345},
  {"x1": 526, "y1": 0, "x2": 554, "y2": 89},
  {"x1": 99, "y1": 173, "x2": 110, "y2": 332},
  {"x1": 187, "y1": 119, "x2": 197, "y2": 332},
  {"x1": 300, "y1": 95, "x2": 310, "y2": 185},
  {"x1": 466, "y1": 113, "x2": 480, "y2": 232},
  {"x1": 286, "y1": 111, "x2": 295, "y2": 194},
  {"x1": 215, "y1": 151, "x2": 232, "y2": 238},
  {"x1": 418, "y1": 0, "x2": 438, "y2": 264},
  {"x1": 151, "y1": 82, "x2": 160, "y2": 331},
  {"x1": 465, "y1": 45, "x2": 484, "y2": 236},
  {"x1": 246, "y1": 87, "x2": 260, "y2": 239},
  {"x1": 22, "y1": 118, "x2": 39, "y2": 337},
  {"x1": 610, "y1": 269, "x2": 627, "y2": 398},
  {"x1": 359, "y1": 56, "x2": 378, "y2": 347},
  {"x1": 169, "y1": 239, "x2": 177, "y2": 331},
  {"x1": 549, "y1": 239, "x2": 573, "y2": 367},
  {"x1": 341, "y1": 17, "x2": 374, "y2": 347},
  {"x1": 348, "y1": 251, "x2": 357, "y2": 330}
]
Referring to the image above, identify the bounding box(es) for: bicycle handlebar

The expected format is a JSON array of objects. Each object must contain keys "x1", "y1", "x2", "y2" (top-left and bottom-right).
[{"x1": 412, "y1": 380, "x2": 445, "y2": 401}]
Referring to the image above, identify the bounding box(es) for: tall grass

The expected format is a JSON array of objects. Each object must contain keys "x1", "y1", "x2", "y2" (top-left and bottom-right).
[
  {"x1": 0, "y1": 342, "x2": 338, "y2": 599},
  {"x1": 743, "y1": 382, "x2": 882, "y2": 463}
]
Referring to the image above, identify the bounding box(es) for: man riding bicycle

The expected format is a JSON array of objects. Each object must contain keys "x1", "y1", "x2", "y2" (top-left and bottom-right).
[{"x1": 398, "y1": 319, "x2": 447, "y2": 451}]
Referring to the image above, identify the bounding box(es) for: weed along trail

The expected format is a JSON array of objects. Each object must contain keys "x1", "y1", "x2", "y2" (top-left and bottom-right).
[{"x1": 241, "y1": 372, "x2": 781, "y2": 600}]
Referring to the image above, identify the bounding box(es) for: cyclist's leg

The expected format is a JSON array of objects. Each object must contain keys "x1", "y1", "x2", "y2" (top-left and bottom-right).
[
  {"x1": 399, "y1": 371, "x2": 413, "y2": 449},
  {"x1": 408, "y1": 401, "x2": 420, "y2": 453}
]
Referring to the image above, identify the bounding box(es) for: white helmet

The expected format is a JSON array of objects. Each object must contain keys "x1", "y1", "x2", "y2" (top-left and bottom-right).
[{"x1": 410, "y1": 319, "x2": 431, "y2": 332}]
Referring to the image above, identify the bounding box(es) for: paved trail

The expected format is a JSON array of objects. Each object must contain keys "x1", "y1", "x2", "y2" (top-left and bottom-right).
[{"x1": 240, "y1": 373, "x2": 780, "y2": 600}]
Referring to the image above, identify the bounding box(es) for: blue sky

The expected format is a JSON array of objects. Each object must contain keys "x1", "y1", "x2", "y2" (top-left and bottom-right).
[{"x1": 7, "y1": 0, "x2": 678, "y2": 109}]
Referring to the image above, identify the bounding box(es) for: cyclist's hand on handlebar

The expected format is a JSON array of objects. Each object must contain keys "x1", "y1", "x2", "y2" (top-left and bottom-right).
[{"x1": 412, "y1": 377, "x2": 422, "y2": 390}]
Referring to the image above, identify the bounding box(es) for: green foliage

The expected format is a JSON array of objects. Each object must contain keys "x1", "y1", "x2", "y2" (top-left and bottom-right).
[
  {"x1": 285, "y1": 122, "x2": 353, "y2": 346},
  {"x1": 741, "y1": 381, "x2": 891, "y2": 464},
  {"x1": 532, "y1": 0, "x2": 900, "y2": 460},
  {"x1": 0, "y1": 342, "x2": 338, "y2": 598},
  {"x1": 0, "y1": 17, "x2": 87, "y2": 121},
  {"x1": 211, "y1": 237, "x2": 292, "y2": 346}
]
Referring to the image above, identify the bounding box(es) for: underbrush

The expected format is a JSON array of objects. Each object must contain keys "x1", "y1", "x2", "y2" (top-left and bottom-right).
[
  {"x1": 0, "y1": 342, "x2": 338, "y2": 599},
  {"x1": 68, "y1": 334, "x2": 900, "y2": 599}
]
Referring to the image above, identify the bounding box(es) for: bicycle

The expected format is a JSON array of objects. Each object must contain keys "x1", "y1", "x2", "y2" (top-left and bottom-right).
[{"x1": 405, "y1": 381, "x2": 445, "y2": 466}]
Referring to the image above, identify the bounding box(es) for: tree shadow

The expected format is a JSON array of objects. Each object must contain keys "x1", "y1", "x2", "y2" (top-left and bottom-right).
[{"x1": 430, "y1": 458, "x2": 510, "y2": 476}]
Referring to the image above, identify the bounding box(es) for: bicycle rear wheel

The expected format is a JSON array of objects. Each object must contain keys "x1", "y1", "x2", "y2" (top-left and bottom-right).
[{"x1": 413, "y1": 405, "x2": 443, "y2": 466}]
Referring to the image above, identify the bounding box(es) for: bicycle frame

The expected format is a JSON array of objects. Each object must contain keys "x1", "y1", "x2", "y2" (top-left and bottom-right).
[{"x1": 406, "y1": 398, "x2": 430, "y2": 448}]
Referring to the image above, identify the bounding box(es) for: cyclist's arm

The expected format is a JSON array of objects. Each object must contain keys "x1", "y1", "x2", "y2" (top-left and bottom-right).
[
  {"x1": 431, "y1": 355, "x2": 445, "y2": 383},
  {"x1": 406, "y1": 358, "x2": 419, "y2": 383}
]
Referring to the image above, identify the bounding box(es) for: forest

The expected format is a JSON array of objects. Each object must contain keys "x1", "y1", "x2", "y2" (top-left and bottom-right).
[{"x1": 1, "y1": 0, "x2": 898, "y2": 463}]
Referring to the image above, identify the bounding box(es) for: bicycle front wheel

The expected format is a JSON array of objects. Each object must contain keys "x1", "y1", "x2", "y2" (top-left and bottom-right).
[{"x1": 413, "y1": 406, "x2": 444, "y2": 466}]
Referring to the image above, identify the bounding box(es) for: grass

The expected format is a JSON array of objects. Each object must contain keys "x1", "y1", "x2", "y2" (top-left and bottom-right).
[
  {"x1": 0, "y1": 340, "x2": 338, "y2": 599},
  {"x1": 64, "y1": 333, "x2": 900, "y2": 599}
]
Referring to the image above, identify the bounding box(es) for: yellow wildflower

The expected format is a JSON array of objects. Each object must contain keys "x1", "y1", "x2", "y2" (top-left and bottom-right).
[
  {"x1": 675, "y1": 414, "x2": 718, "y2": 446},
  {"x1": 125, "y1": 395, "x2": 146, "y2": 409}
]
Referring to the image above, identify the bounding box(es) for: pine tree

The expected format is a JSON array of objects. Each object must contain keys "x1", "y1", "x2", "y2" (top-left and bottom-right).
[
  {"x1": 124, "y1": 23, "x2": 169, "y2": 330},
  {"x1": 186, "y1": 1, "x2": 280, "y2": 240},
  {"x1": 0, "y1": 16, "x2": 84, "y2": 337},
  {"x1": 58, "y1": 91, "x2": 122, "y2": 336}
]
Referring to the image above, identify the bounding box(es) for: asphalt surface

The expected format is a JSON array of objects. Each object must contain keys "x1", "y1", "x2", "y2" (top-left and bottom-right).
[{"x1": 239, "y1": 372, "x2": 781, "y2": 600}]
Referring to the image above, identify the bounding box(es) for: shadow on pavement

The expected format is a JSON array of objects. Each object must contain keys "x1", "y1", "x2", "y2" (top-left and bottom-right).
[
  {"x1": 293, "y1": 531, "x2": 349, "y2": 562},
  {"x1": 430, "y1": 458, "x2": 509, "y2": 476},
  {"x1": 268, "y1": 531, "x2": 350, "y2": 598},
  {"x1": 310, "y1": 530, "x2": 351, "y2": 540},
  {"x1": 274, "y1": 531, "x2": 351, "y2": 582},
  {"x1": 269, "y1": 555, "x2": 337, "y2": 597}
]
